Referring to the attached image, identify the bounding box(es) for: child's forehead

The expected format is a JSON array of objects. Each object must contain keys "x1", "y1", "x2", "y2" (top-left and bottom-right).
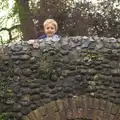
[{"x1": 45, "y1": 23, "x2": 55, "y2": 27}]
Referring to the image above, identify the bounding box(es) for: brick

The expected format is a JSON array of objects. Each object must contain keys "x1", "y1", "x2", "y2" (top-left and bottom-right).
[
  {"x1": 109, "y1": 114, "x2": 115, "y2": 120},
  {"x1": 94, "y1": 98, "x2": 100, "y2": 110},
  {"x1": 43, "y1": 101, "x2": 61, "y2": 120},
  {"x1": 102, "y1": 101, "x2": 112, "y2": 120},
  {"x1": 77, "y1": 108, "x2": 83, "y2": 118},
  {"x1": 92, "y1": 98, "x2": 100, "y2": 120},
  {"x1": 92, "y1": 109, "x2": 97, "y2": 120},
  {"x1": 99, "y1": 99, "x2": 107, "y2": 110},
  {"x1": 73, "y1": 96, "x2": 86, "y2": 118},
  {"x1": 23, "y1": 96, "x2": 120, "y2": 120},
  {"x1": 56, "y1": 99, "x2": 67, "y2": 120},
  {"x1": 85, "y1": 97, "x2": 95, "y2": 119},
  {"x1": 111, "y1": 103, "x2": 119, "y2": 115},
  {"x1": 24, "y1": 116, "x2": 30, "y2": 120},
  {"x1": 27, "y1": 112, "x2": 38, "y2": 120},
  {"x1": 63, "y1": 98, "x2": 69, "y2": 110},
  {"x1": 46, "y1": 113, "x2": 59, "y2": 120},
  {"x1": 68, "y1": 97, "x2": 78, "y2": 119},
  {"x1": 73, "y1": 96, "x2": 81, "y2": 108},
  {"x1": 95, "y1": 110, "x2": 103, "y2": 120},
  {"x1": 86, "y1": 109, "x2": 94, "y2": 119},
  {"x1": 87, "y1": 97, "x2": 95, "y2": 109},
  {"x1": 80, "y1": 95, "x2": 88, "y2": 118},
  {"x1": 33, "y1": 109, "x2": 43, "y2": 120},
  {"x1": 114, "y1": 108, "x2": 120, "y2": 120},
  {"x1": 63, "y1": 98, "x2": 72, "y2": 119},
  {"x1": 37, "y1": 106, "x2": 46, "y2": 116},
  {"x1": 44, "y1": 101, "x2": 59, "y2": 113},
  {"x1": 66, "y1": 109, "x2": 73, "y2": 119},
  {"x1": 54, "y1": 112, "x2": 61, "y2": 120}
]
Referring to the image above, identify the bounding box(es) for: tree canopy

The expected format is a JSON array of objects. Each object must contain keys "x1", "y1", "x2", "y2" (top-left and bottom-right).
[{"x1": 0, "y1": 0, "x2": 120, "y2": 43}]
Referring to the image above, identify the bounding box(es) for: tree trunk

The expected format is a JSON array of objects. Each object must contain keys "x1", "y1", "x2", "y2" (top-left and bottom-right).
[{"x1": 15, "y1": 0, "x2": 36, "y2": 40}]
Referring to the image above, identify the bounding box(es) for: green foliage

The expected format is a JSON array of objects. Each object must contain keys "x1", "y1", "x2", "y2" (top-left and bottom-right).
[
  {"x1": 0, "y1": 0, "x2": 20, "y2": 43},
  {"x1": 0, "y1": 0, "x2": 120, "y2": 42},
  {"x1": 38, "y1": 51, "x2": 55, "y2": 79},
  {"x1": 86, "y1": 50, "x2": 98, "y2": 60},
  {"x1": 0, "y1": 77, "x2": 8, "y2": 98},
  {"x1": 0, "y1": 112, "x2": 16, "y2": 120}
]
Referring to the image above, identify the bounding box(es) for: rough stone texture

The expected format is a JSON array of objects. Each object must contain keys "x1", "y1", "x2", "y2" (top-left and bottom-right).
[
  {"x1": 24, "y1": 95, "x2": 120, "y2": 120},
  {"x1": 0, "y1": 36, "x2": 120, "y2": 119}
]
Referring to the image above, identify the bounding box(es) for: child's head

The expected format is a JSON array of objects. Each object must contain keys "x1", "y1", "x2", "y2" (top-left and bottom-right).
[{"x1": 43, "y1": 19, "x2": 58, "y2": 37}]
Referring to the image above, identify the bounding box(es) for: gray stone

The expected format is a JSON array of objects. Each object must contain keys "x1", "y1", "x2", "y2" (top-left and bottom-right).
[
  {"x1": 40, "y1": 93, "x2": 49, "y2": 99},
  {"x1": 2, "y1": 36, "x2": 120, "y2": 120},
  {"x1": 11, "y1": 54, "x2": 30, "y2": 60},
  {"x1": 48, "y1": 83, "x2": 55, "y2": 89},
  {"x1": 30, "y1": 83, "x2": 40, "y2": 89},
  {"x1": 13, "y1": 104, "x2": 22, "y2": 112},
  {"x1": 22, "y1": 68, "x2": 32, "y2": 77},
  {"x1": 31, "y1": 95, "x2": 40, "y2": 101},
  {"x1": 29, "y1": 57, "x2": 36, "y2": 64},
  {"x1": 50, "y1": 74, "x2": 58, "y2": 82},
  {"x1": 39, "y1": 79, "x2": 49, "y2": 85},
  {"x1": 31, "y1": 50, "x2": 40, "y2": 57},
  {"x1": 30, "y1": 88, "x2": 40, "y2": 94},
  {"x1": 11, "y1": 44, "x2": 23, "y2": 52},
  {"x1": 5, "y1": 99, "x2": 14, "y2": 105},
  {"x1": 111, "y1": 69, "x2": 120, "y2": 76},
  {"x1": 64, "y1": 87, "x2": 72, "y2": 93},
  {"x1": 50, "y1": 94, "x2": 58, "y2": 100}
]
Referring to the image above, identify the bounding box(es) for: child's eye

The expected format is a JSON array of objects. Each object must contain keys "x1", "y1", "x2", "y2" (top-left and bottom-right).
[{"x1": 46, "y1": 27, "x2": 54, "y2": 30}]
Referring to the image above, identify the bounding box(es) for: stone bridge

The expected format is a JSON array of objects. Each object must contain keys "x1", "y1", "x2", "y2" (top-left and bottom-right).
[
  {"x1": 24, "y1": 95, "x2": 120, "y2": 120},
  {"x1": 0, "y1": 36, "x2": 120, "y2": 120}
]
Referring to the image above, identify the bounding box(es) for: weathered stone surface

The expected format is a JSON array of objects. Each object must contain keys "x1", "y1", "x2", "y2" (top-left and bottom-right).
[
  {"x1": 11, "y1": 54, "x2": 30, "y2": 60},
  {"x1": 24, "y1": 96, "x2": 120, "y2": 120},
  {"x1": 11, "y1": 44, "x2": 23, "y2": 52},
  {"x1": 1, "y1": 36, "x2": 120, "y2": 120}
]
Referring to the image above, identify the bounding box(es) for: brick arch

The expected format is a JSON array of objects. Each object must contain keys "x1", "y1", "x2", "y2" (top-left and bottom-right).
[{"x1": 24, "y1": 95, "x2": 120, "y2": 120}]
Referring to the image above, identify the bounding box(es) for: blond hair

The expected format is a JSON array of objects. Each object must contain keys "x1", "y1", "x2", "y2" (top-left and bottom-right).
[{"x1": 43, "y1": 19, "x2": 58, "y2": 31}]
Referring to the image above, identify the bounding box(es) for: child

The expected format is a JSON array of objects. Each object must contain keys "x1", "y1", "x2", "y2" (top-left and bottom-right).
[
  {"x1": 38, "y1": 19, "x2": 59, "y2": 41},
  {"x1": 27, "y1": 19, "x2": 59, "y2": 48}
]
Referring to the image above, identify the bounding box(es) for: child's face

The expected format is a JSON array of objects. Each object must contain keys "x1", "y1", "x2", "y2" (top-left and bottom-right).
[{"x1": 44, "y1": 23, "x2": 56, "y2": 37}]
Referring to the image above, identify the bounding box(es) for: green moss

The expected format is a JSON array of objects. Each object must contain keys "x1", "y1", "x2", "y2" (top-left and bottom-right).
[
  {"x1": 87, "y1": 53, "x2": 98, "y2": 59},
  {"x1": 93, "y1": 74, "x2": 99, "y2": 81},
  {"x1": 86, "y1": 50, "x2": 98, "y2": 60},
  {"x1": 7, "y1": 89, "x2": 13, "y2": 93},
  {"x1": 0, "y1": 77, "x2": 8, "y2": 98},
  {"x1": 38, "y1": 52, "x2": 56, "y2": 79},
  {"x1": 0, "y1": 113, "x2": 16, "y2": 120},
  {"x1": 24, "y1": 79, "x2": 32, "y2": 83}
]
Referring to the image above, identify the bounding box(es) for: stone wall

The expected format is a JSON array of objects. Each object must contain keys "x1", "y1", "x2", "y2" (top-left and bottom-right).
[
  {"x1": 0, "y1": 36, "x2": 120, "y2": 120},
  {"x1": 24, "y1": 95, "x2": 120, "y2": 120}
]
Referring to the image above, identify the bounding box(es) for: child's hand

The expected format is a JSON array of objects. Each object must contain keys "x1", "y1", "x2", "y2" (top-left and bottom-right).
[{"x1": 27, "y1": 39, "x2": 35, "y2": 44}]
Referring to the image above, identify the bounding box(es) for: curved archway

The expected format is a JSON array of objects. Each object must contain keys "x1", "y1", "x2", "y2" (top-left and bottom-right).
[{"x1": 24, "y1": 95, "x2": 120, "y2": 120}]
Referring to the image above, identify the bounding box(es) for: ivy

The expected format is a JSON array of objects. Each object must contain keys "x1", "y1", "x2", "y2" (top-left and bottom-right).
[
  {"x1": 0, "y1": 113, "x2": 16, "y2": 120},
  {"x1": 0, "y1": 77, "x2": 8, "y2": 99}
]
